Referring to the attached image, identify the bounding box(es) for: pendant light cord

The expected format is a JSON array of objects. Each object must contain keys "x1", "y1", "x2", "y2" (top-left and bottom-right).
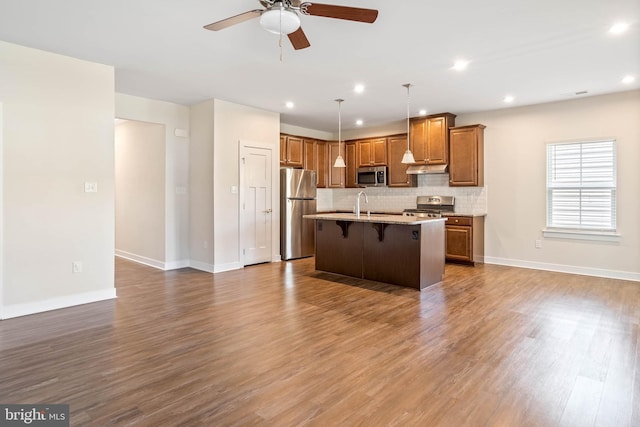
[{"x1": 404, "y1": 83, "x2": 411, "y2": 151}]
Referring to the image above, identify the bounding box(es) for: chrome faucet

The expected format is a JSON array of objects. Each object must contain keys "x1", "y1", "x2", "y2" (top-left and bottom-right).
[{"x1": 355, "y1": 190, "x2": 369, "y2": 218}]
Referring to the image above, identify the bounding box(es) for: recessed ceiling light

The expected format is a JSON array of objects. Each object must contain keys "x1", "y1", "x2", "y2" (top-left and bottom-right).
[
  {"x1": 418, "y1": 109, "x2": 427, "y2": 116},
  {"x1": 609, "y1": 22, "x2": 629, "y2": 35},
  {"x1": 356, "y1": 119, "x2": 364, "y2": 126},
  {"x1": 285, "y1": 101, "x2": 294, "y2": 109},
  {"x1": 354, "y1": 84, "x2": 365, "y2": 93},
  {"x1": 504, "y1": 95, "x2": 515, "y2": 103},
  {"x1": 452, "y1": 60, "x2": 469, "y2": 71},
  {"x1": 622, "y1": 75, "x2": 635, "y2": 84}
]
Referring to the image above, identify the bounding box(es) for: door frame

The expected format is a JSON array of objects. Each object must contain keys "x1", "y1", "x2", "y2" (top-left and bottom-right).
[{"x1": 238, "y1": 140, "x2": 279, "y2": 266}]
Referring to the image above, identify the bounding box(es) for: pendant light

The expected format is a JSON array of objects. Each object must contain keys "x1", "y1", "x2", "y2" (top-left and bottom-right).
[
  {"x1": 401, "y1": 83, "x2": 416, "y2": 164},
  {"x1": 333, "y1": 98, "x2": 346, "y2": 168}
]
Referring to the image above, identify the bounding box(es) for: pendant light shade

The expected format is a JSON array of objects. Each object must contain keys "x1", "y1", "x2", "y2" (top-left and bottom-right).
[
  {"x1": 401, "y1": 149, "x2": 416, "y2": 164},
  {"x1": 401, "y1": 83, "x2": 416, "y2": 164},
  {"x1": 333, "y1": 98, "x2": 346, "y2": 168}
]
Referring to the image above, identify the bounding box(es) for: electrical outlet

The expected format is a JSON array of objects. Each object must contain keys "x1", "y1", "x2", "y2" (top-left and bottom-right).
[
  {"x1": 535, "y1": 239, "x2": 542, "y2": 249},
  {"x1": 72, "y1": 261, "x2": 83, "y2": 273},
  {"x1": 203, "y1": 240, "x2": 208, "y2": 249}
]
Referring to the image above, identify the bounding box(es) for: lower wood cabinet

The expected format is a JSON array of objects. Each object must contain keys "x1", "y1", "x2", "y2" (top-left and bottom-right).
[
  {"x1": 445, "y1": 216, "x2": 484, "y2": 264},
  {"x1": 315, "y1": 219, "x2": 445, "y2": 290}
]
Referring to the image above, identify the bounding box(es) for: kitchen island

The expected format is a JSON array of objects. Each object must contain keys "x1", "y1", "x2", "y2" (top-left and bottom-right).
[{"x1": 304, "y1": 213, "x2": 446, "y2": 290}]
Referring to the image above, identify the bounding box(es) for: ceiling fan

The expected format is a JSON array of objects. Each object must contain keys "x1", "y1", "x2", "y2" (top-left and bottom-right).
[{"x1": 203, "y1": 0, "x2": 379, "y2": 50}]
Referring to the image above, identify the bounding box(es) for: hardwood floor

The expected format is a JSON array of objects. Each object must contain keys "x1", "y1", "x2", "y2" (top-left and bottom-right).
[{"x1": 0, "y1": 258, "x2": 638, "y2": 426}]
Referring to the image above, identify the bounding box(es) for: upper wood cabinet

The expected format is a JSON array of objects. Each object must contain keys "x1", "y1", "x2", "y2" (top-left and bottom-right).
[
  {"x1": 303, "y1": 138, "x2": 316, "y2": 171},
  {"x1": 409, "y1": 113, "x2": 456, "y2": 165},
  {"x1": 327, "y1": 142, "x2": 346, "y2": 188},
  {"x1": 302, "y1": 138, "x2": 328, "y2": 188},
  {"x1": 387, "y1": 134, "x2": 417, "y2": 187},
  {"x1": 449, "y1": 124, "x2": 485, "y2": 187},
  {"x1": 316, "y1": 141, "x2": 327, "y2": 188},
  {"x1": 357, "y1": 138, "x2": 387, "y2": 167},
  {"x1": 280, "y1": 135, "x2": 304, "y2": 167},
  {"x1": 346, "y1": 141, "x2": 358, "y2": 188},
  {"x1": 280, "y1": 135, "x2": 287, "y2": 164}
]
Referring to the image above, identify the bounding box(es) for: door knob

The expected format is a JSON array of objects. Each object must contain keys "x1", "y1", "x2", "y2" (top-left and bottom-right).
[{"x1": 263, "y1": 209, "x2": 272, "y2": 213}]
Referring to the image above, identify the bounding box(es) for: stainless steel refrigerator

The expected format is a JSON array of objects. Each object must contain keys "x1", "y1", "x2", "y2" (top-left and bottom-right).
[{"x1": 280, "y1": 168, "x2": 317, "y2": 260}]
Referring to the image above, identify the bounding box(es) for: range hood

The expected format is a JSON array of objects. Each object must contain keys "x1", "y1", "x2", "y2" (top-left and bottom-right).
[{"x1": 405, "y1": 164, "x2": 448, "y2": 174}]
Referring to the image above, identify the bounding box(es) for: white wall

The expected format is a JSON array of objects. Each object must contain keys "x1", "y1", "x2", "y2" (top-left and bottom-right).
[
  {"x1": 458, "y1": 90, "x2": 640, "y2": 280},
  {"x1": 188, "y1": 100, "x2": 215, "y2": 270},
  {"x1": 212, "y1": 99, "x2": 280, "y2": 271},
  {"x1": 0, "y1": 41, "x2": 116, "y2": 318},
  {"x1": 115, "y1": 120, "x2": 166, "y2": 267},
  {"x1": 281, "y1": 123, "x2": 334, "y2": 141},
  {"x1": 115, "y1": 94, "x2": 190, "y2": 269},
  {"x1": 189, "y1": 99, "x2": 281, "y2": 273}
]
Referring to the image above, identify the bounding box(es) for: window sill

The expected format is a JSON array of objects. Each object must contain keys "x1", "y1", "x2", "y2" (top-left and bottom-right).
[{"x1": 542, "y1": 228, "x2": 621, "y2": 242}]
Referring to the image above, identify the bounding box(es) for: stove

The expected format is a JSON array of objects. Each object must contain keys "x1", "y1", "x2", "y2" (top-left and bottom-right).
[{"x1": 402, "y1": 195, "x2": 454, "y2": 218}]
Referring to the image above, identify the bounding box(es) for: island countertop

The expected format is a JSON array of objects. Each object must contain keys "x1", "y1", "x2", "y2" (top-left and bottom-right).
[
  {"x1": 304, "y1": 213, "x2": 445, "y2": 225},
  {"x1": 306, "y1": 214, "x2": 445, "y2": 290}
]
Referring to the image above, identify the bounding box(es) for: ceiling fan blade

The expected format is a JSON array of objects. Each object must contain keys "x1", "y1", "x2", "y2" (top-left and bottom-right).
[
  {"x1": 203, "y1": 10, "x2": 263, "y2": 31},
  {"x1": 288, "y1": 27, "x2": 311, "y2": 50},
  {"x1": 299, "y1": 3, "x2": 378, "y2": 23}
]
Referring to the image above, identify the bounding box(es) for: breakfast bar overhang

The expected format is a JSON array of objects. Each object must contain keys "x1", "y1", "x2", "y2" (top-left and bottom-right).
[{"x1": 304, "y1": 213, "x2": 446, "y2": 290}]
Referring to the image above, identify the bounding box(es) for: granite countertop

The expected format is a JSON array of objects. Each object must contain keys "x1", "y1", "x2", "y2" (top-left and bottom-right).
[
  {"x1": 304, "y1": 213, "x2": 445, "y2": 225},
  {"x1": 441, "y1": 211, "x2": 487, "y2": 217},
  {"x1": 319, "y1": 210, "x2": 487, "y2": 217}
]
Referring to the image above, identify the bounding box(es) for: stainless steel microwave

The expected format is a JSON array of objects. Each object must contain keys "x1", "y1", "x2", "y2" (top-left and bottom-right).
[{"x1": 357, "y1": 166, "x2": 387, "y2": 187}]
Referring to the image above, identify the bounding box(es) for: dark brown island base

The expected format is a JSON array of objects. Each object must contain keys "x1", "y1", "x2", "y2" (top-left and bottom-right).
[{"x1": 304, "y1": 213, "x2": 446, "y2": 290}]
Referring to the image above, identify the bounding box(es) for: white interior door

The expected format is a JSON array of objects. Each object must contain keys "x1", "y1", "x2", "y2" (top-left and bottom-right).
[{"x1": 240, "y1": 143, "x2": 273, "y2": 266}]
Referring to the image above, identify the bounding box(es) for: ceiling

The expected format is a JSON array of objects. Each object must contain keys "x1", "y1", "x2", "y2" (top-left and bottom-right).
[{"x1": 0, "y1": 0, "x2": 638, "y2": 132}]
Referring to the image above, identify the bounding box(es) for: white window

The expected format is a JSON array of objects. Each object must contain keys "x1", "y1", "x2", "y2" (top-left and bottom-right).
[{"x1": 546, "y1": 140, "x2": 616, "y2": 233}]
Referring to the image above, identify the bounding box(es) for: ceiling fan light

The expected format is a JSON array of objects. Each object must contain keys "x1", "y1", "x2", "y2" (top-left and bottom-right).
[{"x1": 260, "y1": 7, "x2": 301, "y2": 35}]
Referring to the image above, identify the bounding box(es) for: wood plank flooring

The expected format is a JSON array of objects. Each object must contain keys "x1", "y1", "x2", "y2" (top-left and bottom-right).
[{"x1": 0, "y1": 258, "x2": 638, "y2": 426}]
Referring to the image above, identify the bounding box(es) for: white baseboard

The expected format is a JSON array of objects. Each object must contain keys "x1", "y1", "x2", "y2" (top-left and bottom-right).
[
  {"x1": 484, "y1": 256, "x2": 640, "y2": 282},
  {"x1": 189, "y1": 260, "x2": 215, "y2": 273},
  {"x1": 213, "y1": 262, "x2": 242, "y2": 273},
  {"x1": 115, "y1": 250, "x2": 189, "y2": 271},
  {"x1": 2, "y1": 288, "x2": 117, "y2": 320},
  {"x1": 165, "y1": 259, "x2": 190, "y2": 270},
  {"x1": 115, "y1": 250, "x2": 164, "y2": 270}
]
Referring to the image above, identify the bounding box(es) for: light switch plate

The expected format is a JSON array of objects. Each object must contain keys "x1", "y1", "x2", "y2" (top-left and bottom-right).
[{"x1": 84, "y1": 182, "x2": 98, "y2": 193}]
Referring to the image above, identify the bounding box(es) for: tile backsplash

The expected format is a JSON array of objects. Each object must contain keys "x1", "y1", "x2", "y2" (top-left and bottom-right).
[{"x1": 317, "y1": 174, "x2": 487, "y2": 214}]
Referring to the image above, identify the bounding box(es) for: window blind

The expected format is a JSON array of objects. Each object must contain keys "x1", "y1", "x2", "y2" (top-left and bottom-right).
[{"x1": 546, "y1": 140, "x2": 616, "y2": 231}]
